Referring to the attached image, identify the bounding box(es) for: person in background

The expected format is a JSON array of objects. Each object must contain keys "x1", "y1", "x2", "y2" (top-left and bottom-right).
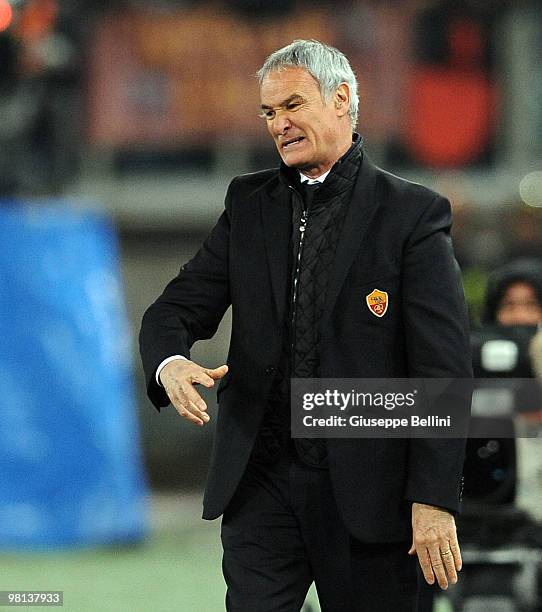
[
  {"x1": 482, "y1": 258, "x2": 542, "y2": 381},
  {"x1": 482, "y1": 258, "x2": 542, "y2": 328}
]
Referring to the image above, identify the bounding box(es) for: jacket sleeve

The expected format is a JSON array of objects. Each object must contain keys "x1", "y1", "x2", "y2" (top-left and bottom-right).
[
  {"x1": 401, "y1": 195, "x2": 472, "y2": 513},
  {"x1": 138, "y1": 178, "x2": 236, "y2": 410}
]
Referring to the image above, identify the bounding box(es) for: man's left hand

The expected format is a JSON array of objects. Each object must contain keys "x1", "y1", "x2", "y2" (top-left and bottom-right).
[{"x1": 408, "y1": 502, "x2": 462, "y2": 590}]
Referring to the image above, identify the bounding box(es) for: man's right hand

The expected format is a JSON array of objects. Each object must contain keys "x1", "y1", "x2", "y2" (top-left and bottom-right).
[{"x1": 159, "y1": 359, "x2": 228, "y2": 426}]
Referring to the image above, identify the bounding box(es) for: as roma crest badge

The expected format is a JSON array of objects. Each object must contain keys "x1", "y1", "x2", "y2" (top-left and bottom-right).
[{"x1": 366, "y1": 289, "x2": 388, "y2": 318}]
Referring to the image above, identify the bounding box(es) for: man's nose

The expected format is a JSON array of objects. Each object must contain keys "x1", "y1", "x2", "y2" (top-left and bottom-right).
[{"x1": 272, "y1": 112, "x2": 292, "y2": 135}]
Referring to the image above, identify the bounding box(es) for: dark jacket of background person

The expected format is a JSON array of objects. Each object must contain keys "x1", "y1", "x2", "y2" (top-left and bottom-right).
[{"x1": 139, "y1": 152, "x2": 473, "y2": 543}]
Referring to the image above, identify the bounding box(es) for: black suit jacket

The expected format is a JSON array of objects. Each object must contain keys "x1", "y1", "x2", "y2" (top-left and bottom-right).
[{"x1": 139, "y1": 153, "x2": 472, "y2": 542}]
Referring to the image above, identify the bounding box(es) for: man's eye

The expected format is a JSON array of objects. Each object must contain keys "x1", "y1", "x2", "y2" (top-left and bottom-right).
[
  {"x1": 286, "y1": 102, "x2": 300, "y2": 110},
  {"x1": 259, "y1": 110, "x2": 275, "y2": 120}
]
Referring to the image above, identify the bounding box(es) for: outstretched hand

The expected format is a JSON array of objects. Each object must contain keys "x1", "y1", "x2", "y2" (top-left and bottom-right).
[{"x1": 160, "y1": 359, "x2": 228, "y2": 426}]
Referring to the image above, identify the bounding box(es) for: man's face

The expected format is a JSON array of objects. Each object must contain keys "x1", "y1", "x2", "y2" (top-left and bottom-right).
[
  {"x1": 259, "y1": 67, "x2": 350, "y2": 178},
  {"x1": 496, "y1": 281, "x2": 542, "y2": 326}
]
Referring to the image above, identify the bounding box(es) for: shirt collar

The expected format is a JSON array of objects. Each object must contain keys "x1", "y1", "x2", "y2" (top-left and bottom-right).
[{"x1": 299, "y1": 169, "x2": 331, "y2": 184}]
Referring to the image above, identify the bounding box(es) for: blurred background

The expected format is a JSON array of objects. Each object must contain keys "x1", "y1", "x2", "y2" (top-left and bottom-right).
[{"x1": 1, "y1": 0, "x2": 542, "y2": 610}]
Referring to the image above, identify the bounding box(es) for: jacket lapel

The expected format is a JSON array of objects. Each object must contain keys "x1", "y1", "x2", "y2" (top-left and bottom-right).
[
  {"x1": 260, "y1": 180, "x2": 292, "y2": 324},
  {"x1": 321, "y1": 155, "x2": 380, "y2": 332}
]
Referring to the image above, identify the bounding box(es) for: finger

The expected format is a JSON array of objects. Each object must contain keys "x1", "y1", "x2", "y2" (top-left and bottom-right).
[
  {"x1": 171, "y1": 398, "x2": 205, "y2": 426},
  {"x1": 441, "y1": 544, "x2": 458, "y2": 585},
  {"x1": 205, "y1": 365, "x2": 229, "y2": 379},
  {"x1": 417, "y1": 547, "x2": 435, "y2": 586},
  {"x1": 428, "y1": 546, "x2": 448, "y2": 590},
  {"x1": 171, "y1": 389, "x2": 210, "y2": 424},
  {"x1": 181, "y1": 393, "x2": 210, "y2": 423},
  {"x1": 186, "y1": 398, "x2": 211, "y2": 423},
  {"x1": 408, "y1": 540, "x2": 416, "y2": 555},
  {"x1": 189, "y1": 371, "x2": 216, "y2": 389},
  {"x1": 180, "y1": 383, "x2": 208, "y2": 414},
  {"x1": 450, "y1": 535, "x2": 462, "y2": 571}
]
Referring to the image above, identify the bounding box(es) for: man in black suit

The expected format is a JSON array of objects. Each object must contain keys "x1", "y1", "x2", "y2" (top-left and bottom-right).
[{"x1": 140, "y1": 40, "x2": 472, "y2": 611}]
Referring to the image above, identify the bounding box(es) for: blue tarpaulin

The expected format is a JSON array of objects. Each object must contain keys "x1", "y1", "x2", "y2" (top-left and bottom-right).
[{"x1": 0, "y1": 201, "x2": 148, "y2": 549}]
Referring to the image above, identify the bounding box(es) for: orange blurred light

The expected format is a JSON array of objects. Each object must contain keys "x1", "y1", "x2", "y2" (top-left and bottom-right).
[
  {"x1": 18, "y1": 0, "x2": 58, "y2": 40},
  {"x1": 0, "y1": 0, "x2": 13, "y2": 33}
]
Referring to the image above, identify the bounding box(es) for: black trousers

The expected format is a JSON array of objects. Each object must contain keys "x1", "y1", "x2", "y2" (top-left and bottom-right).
[{"x1": 220, "y1": 448, "x2": 421, "y2": 612}]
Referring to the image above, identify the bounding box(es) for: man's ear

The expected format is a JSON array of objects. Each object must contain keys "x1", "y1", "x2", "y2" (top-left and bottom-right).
[{"x1": 334, "y1": 83, "x2": 350, "y2": 118}]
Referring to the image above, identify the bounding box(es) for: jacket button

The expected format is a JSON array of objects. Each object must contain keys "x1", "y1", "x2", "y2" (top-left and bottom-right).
[{"x1": 265, "y1": 366, "x2": 276, "y2": 375}]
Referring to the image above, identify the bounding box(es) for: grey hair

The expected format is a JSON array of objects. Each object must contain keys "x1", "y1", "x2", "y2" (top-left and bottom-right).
[{"x1": 256, "y1": 39, "x2": 359, "y2": 130}]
